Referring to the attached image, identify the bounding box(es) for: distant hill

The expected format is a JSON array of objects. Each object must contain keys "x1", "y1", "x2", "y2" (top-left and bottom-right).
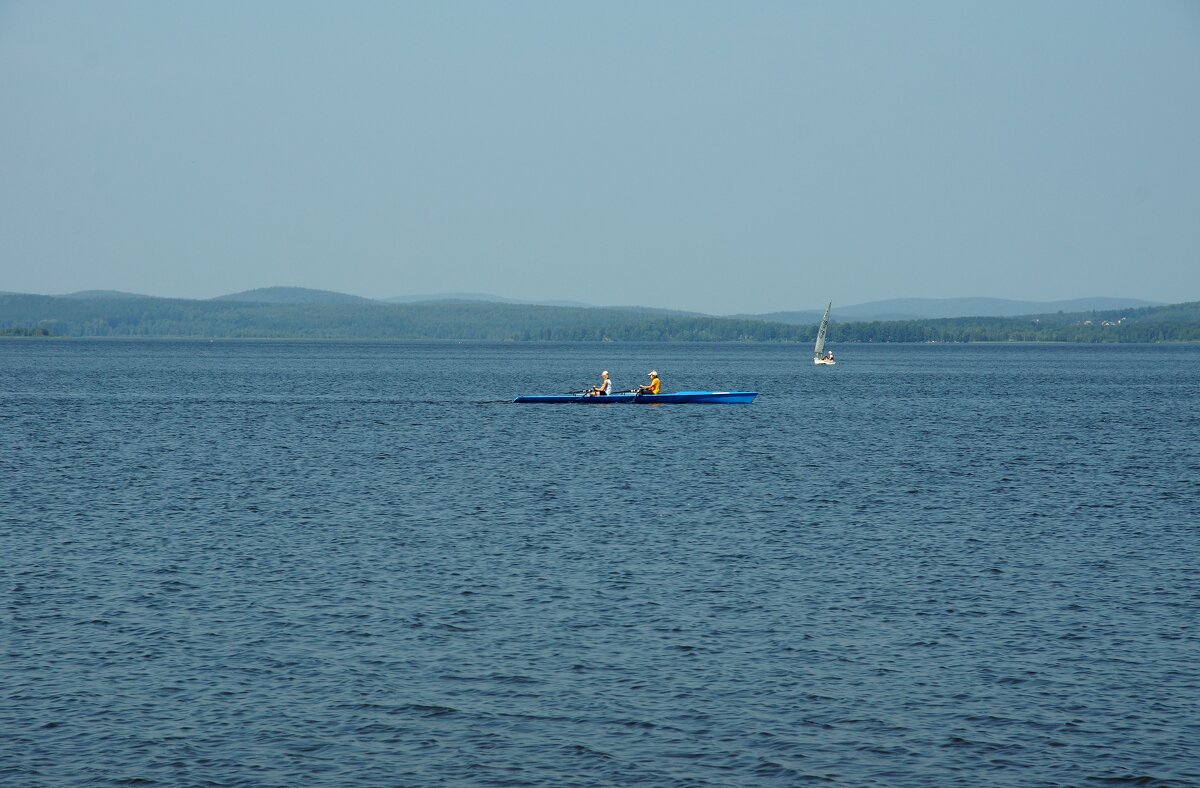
[
  {"x1": 57, "y1": 290, "x2": 158, "y2": 300},
  {"x1": 820, "y1": 300, "x2": 1200, "y2": 343},
  {"x1": 728, "y1": 309, "x2": 824, "y2": 325},
  {"x1": 0, "y1": 293, "x2": 805, "y2": 341},
  {"x1": 603, "y1": 305, "x2": 709, "y2": 317},
  {"x1": 830, "y1": 297, "x2": 1162, "y2": 321},
  {"x1": 384, "y1": 292, "x2": 593, "y2": 308},
  {"x1": 383, "y1": 292, "x2": 713, "y2": 315},
  {"x1": 212, "y1": 287, "x2": 376, "y2": 305},
  {"x1": 4, "y1": 290, "x2": 1195, "y2": 343},
  {"x1": 734, "y1": 297, "x2": 1163, "y2": 324}
]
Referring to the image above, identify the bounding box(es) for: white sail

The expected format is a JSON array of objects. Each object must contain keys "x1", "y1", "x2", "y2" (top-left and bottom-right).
[{"x1": 813, "y1": 302, "x2": 831, "y2": 359}]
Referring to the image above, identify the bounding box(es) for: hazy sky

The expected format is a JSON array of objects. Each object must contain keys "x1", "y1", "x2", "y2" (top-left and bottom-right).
[{"x1": 2, "y1": 1, "x2": 1198, "y2": 313}]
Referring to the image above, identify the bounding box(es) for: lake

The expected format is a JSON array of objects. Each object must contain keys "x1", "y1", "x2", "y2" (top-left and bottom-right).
[{"x1": 2, "y1": 339, "x2": 1198, "y2": 786}]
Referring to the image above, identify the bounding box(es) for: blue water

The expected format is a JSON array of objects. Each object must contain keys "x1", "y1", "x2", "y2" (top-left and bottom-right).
[{"x1": 3, "y1": 339, "x2": 1198, "y2": 786}]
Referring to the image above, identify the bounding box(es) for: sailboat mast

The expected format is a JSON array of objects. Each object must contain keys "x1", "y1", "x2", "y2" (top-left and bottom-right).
[{"x1": 814, "y1": 302, "x2": 831, "y2": 358}]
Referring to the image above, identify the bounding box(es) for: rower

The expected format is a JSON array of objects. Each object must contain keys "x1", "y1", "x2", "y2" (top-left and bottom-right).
[
  {"x1": 637, "y1": 370, "x2": 661, "y2": 395},
  {"x1": 588, "y1": 370, "x2": 612, "y2": 396}
]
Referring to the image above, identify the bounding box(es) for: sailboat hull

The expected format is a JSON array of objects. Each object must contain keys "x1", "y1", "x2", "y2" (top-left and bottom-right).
[{"x1": 813, "y1": 358, "x2": 836, "y2": 366}]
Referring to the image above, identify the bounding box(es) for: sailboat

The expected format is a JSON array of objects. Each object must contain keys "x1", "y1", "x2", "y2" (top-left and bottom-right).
[{"x1": 813, "y1": 302, "x2": 836, "y2": 365}]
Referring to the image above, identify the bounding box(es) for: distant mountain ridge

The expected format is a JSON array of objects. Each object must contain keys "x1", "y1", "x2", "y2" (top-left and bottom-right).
[
  {"x1": 372, "y1": 293, "x2": 707, "y2": 315},
  {"x1": 383, "y1": 292, "x2": 593, "y2": 308},
  {"x1": 4, "y1": 286, "x2": 1169, "y2": 322},
  {"x1": 832, "y1": 296, "x2": 1163, "y2": 321},
  {"x1": 2, "y1": 290, "x2": 1196, "y2": 342},
  {"x1": 212, "y1": 287, "x2": 705, "y2": 314},
  {"x1": 0, "y1": 292, "x2": 807, "y2": 342},
  {"x1": 205, "y1": 290, "x2": 1162, "y2": 321},
  {"x1": 734, "y1": 297, "x2": 1163, "y2": 324},
  {"x1": 728, "y1": 309, "x2": 824, "y2": 325},
  {"x1": 57, "y1": 290, "x2": 160, "y2": 300},
  {"x1": 212, "y1": 287, "x2": 375, "y2": 305}
]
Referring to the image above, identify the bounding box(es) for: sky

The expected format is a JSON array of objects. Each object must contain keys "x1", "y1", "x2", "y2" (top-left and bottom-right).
[{"x1": 2, "y1": 1, "x2": 1198, "y2": 314}]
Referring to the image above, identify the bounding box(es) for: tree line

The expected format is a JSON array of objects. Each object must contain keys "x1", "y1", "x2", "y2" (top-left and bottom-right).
[
  {"x1": 0, "y1": 295, "x2": 810, "y2": 341},
  {"x1": 2, "y1": 294, "x2": 1198, "y2": 343}
]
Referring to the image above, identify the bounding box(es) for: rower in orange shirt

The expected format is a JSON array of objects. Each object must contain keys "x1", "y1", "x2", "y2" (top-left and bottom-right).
[{"x1": 637, "y1": 370, "x2": 661, "y2": 395}]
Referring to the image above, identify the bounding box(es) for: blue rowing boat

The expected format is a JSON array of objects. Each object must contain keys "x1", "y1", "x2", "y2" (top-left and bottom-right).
[{"x1": 513, "y1": 391, "x2": 758, "y2": 404}]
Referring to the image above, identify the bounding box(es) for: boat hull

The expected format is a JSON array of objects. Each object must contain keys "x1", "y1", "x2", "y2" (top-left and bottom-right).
[
  {"x1": 514, "y1": 391, "x2": 758, "y2": 404},
  {"x1": 814, "y1": 358, "x2": 836, "y2": 366}
]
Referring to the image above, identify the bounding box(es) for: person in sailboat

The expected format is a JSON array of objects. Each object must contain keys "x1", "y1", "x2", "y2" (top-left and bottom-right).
[
  {"x1": 822, "y1": 350, "x2": 834, "y2": 362},
  {"x1": 636, "y1": 370, "x2": 661, "y2": 395},
  {"x1": 587, "y1": 370, "x2": 612, "y2": 397}
]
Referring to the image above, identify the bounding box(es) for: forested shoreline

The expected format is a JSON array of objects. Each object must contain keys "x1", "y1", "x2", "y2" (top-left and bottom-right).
[{"x1": 2, "y1": 294, "x2": 1198, "y2": 343}]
